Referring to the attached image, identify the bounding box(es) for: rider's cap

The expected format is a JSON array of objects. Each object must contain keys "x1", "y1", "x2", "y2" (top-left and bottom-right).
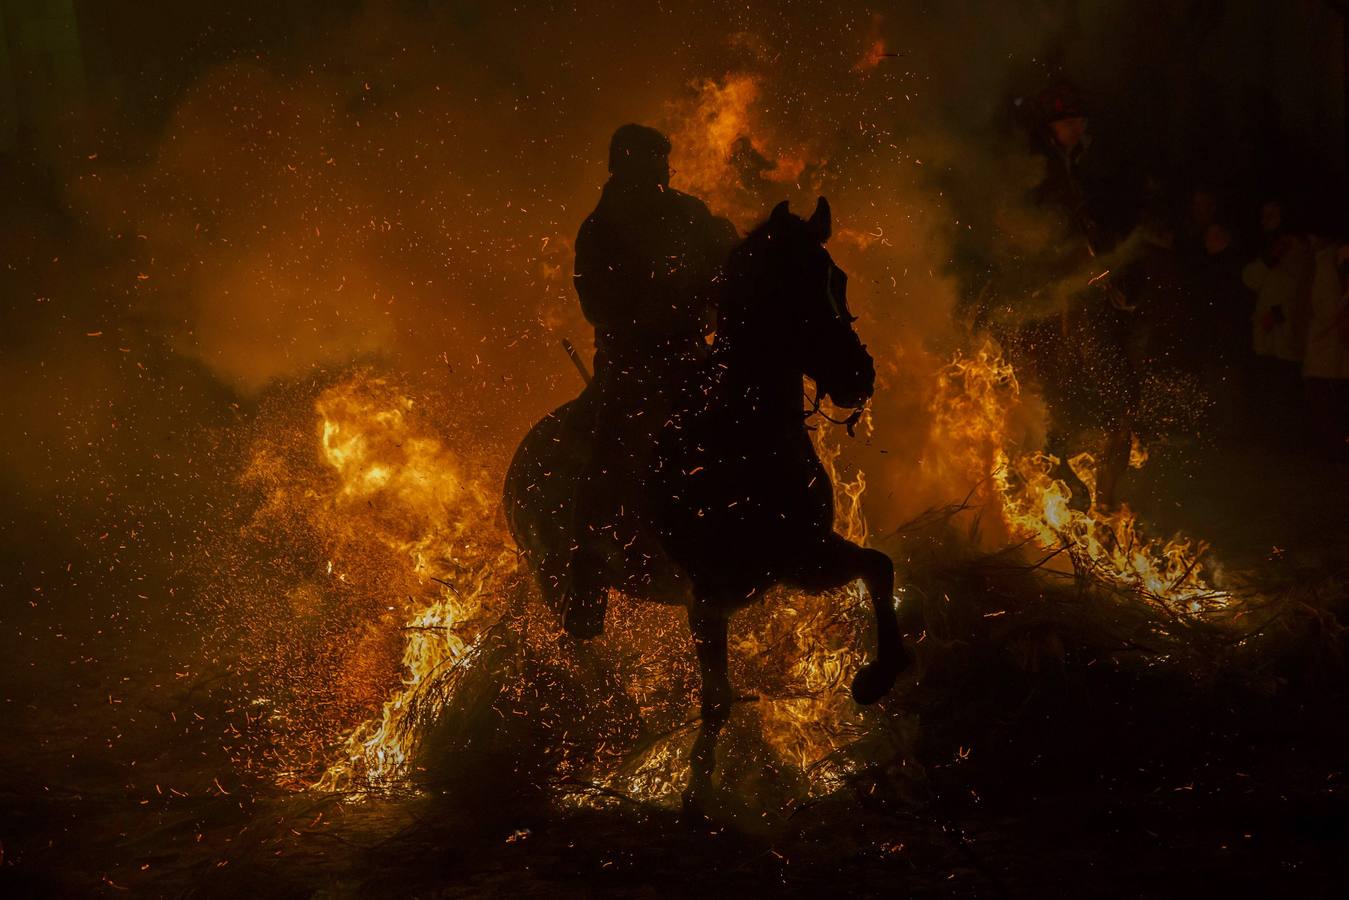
[
  {"x1": 608, "y1": 124, "x2": 672, "y2": 176},
  {"x1": 1034, "y1": 83, "x2": 1086, "y2": 124}
]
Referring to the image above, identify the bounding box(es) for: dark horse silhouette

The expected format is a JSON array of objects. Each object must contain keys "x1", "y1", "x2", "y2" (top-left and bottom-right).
[{"x1": 504, "y1": 197, "x2": 910, "y2": 807}]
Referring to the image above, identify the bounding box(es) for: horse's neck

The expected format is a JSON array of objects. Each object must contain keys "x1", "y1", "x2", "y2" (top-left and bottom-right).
[
  {"x1": 709, "y1": 265, "x2": 808, "y2": 425},
  {"x1": 710, "y1": 334, "x2": 803, "y2": 425}
]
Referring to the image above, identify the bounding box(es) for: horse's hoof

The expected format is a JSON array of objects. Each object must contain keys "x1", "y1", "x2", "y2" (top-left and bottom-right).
[
  {"x1": 680, "y1": 786, "x2": 715, "y2": 829},
  {"x1": 850, "y1": 660, "x2": 899, "y2": 705},
  {"x1": 561, "y1": 597, "x2": 606, "y2": 639},
  {"x1": 562, "y1": 615, "x2": 604, "y2": 640}
]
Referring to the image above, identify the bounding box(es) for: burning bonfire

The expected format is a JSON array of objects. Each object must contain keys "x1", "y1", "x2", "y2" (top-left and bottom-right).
[
  {"x1": 933, "y1": 344, "x2": 1231, "y2": 620},
  {"x1": 215, "y1": 328, "x2": 1246, "y2": 812},
  {"x1": 298, "y1": 370, "x2": 885, "y2": 805},
  {"x1": 195, "y1": 70, "x2": 1253, "y2": 816}
]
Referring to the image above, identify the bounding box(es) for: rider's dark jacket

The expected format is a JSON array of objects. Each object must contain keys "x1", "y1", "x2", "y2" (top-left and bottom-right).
[
  {"x1": 574, "y1": 180, "x2": 737, "y2": 368},
  {"x1": 562, "y1": 178, "x2": 737, "y2": 605}
]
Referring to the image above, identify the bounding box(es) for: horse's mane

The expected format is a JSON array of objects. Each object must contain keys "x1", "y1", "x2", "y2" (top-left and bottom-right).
[
  {"x1": 722, "y1": 209, "x2": 811, "y2": 305},
  {"x1": 720, "y1": 222, "x2": 772, "y2": 325}
]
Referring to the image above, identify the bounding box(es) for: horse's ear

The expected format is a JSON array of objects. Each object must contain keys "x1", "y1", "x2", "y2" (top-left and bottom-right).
[
  {"x1": 808, "y1": 196, "x2": 831, "y2": 242},
  {"x1": 770, "y1": 199, "x2": 791, "y2": 222}
]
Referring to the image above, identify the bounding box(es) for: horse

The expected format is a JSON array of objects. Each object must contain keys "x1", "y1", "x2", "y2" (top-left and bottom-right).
[{"x1": 503, "y1": 197, "x2": 910, "y2": 808}]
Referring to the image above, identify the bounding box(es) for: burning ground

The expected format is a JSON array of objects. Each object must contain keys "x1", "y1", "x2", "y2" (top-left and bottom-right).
[
  {"x1": 7, "y1": 347, "x2": 1348, "y2": 896},
  {"x1": 4, "y1": 2, "x2": 1349, "y2": 896}
]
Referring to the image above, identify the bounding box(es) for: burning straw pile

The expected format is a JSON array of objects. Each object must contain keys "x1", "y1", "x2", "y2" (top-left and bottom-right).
[{"x1": 202, "y1": 339, "x2": 1343, "y2": 834}]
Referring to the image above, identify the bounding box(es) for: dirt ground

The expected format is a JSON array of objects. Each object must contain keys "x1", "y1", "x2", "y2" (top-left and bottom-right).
[{"x1": 3, "y1": 436, "x2": 1348, "y2": 898}]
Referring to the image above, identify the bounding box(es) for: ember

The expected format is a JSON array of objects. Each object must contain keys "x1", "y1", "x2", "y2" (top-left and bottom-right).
[{"x1": 5, "y1": 3, "x2": 1349, "y2": 896}]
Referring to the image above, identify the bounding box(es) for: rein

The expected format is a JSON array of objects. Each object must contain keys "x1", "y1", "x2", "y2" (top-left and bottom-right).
[
  {"x1": 803, "y1": 386, "x2": 864, "y2": 437},
  {"x1": 801, "y1": 259, "x2": 865, "y2": 436}
]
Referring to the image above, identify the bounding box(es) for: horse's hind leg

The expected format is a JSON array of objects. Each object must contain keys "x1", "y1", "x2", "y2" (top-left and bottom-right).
[{"x1": 684, "y1": 607, "x2": 731, "y2": 815}]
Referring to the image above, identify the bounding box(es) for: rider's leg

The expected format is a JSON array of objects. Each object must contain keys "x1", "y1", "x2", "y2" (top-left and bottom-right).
[
  {"x1": 561, "y1": 381, "x2": 612, "y2": 639},
  {"x1": 685, "y1": 606, "x2": 731, "y2": 811}
]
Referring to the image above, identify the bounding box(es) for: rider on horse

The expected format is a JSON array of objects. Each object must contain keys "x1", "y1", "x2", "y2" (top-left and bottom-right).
[
  {"x1": 507, "y1": 194, "x2": 907, "y2": 812},
  {"x1": 562, "y1": 124, "x2": 738, "y2": 637}
]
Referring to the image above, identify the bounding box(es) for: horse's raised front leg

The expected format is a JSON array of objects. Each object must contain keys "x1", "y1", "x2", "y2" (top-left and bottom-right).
[
  {"x1": 684, "y1": 606, "x2": 731, "y2": 815},
  {"x1": 798, "y1": 536, "x2": 910, "y2": 705},
  {"x1": 845, "y1": 540, "x2": 909, "y2": 704}
]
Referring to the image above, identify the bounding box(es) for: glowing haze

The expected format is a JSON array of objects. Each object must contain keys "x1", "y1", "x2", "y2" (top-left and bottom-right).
[{"x1": 1, "y1": 2, "x2": 1234, "y2": 803}]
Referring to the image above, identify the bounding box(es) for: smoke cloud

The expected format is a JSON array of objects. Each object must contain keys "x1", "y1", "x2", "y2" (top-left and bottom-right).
[{"x1": 1, "y1": 0, "x2": 1229, "y2": 746}]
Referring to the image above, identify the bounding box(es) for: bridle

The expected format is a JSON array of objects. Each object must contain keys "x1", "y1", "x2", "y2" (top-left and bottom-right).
[{"x1": 803, "y1": 260, "x2": 865, "y2": 436}]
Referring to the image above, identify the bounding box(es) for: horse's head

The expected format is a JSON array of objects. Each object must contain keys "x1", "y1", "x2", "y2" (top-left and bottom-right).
[{"x1": 721, "y1": 197, "x2": 875, "y2": 409}]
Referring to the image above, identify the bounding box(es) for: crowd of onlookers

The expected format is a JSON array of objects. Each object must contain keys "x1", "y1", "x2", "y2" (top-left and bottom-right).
[{"x1": 1140, "y1": 185, "x2": 1349, "y2": 460}]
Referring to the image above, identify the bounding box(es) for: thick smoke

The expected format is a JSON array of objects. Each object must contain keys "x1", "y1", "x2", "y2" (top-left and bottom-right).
[
  {"x1": 3, "y1": 0, "x2": 1244, "y2": 782},
  {"x1": 66, "y1": 8, "x2": 1074, "y2": 375},
  {"x1": 8, "y1": 1, "x2": 1330, "y2": 505}
]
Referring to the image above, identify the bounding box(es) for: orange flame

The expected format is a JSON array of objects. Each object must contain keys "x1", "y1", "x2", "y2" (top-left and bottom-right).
[
  {"x1": 854, "y1": 14, "x2": 889, "y2": 72},
  {"x1": 666, "y1": 73, "x2": 819, "y2": 227},
  {"x1": 931, "y1": 344, "x2": 1230, "y2": 617},
  {"x1": 309, "y1": 373, "x2": 515, "y2": 791}
]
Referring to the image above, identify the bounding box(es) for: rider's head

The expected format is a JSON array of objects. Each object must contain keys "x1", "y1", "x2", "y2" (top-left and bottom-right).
[
  {"x1": 608, "y1": 124, "x2": 671, "y2": 189},
  {"x1": 1033, "y1": 83, "x2": 1088, "y2": 153}
]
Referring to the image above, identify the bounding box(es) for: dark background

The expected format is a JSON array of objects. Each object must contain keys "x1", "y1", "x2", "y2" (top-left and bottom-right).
[{"x1": 3, "y1": 2, "x2": 1349, "y2": 895}]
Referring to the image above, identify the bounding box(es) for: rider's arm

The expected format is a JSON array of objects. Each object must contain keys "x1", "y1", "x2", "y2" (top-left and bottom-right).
[
  {"x1": 575, "y1": 214, "x2": 717, "y2": 339},
  {"x1": 574, "y1": 216, "x2": 644, "y2": 332},
  {"x1": 708, "y1": 213, "x2": 739, "y2": 261}
]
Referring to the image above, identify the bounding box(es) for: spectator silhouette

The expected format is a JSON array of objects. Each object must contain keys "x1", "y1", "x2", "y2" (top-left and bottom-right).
[
  {"x1": 1243, "y1": 199, "x2": 1312, "y2": 443},
  {"x1": 1302, "y1": 222, "x2": 1349, "y2": 458}
]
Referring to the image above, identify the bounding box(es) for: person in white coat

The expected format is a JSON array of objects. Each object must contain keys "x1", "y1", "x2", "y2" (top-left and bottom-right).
[
  {"x1": 1302, "y1": 234, "x2": 1349, "y2": 457},
  {"x1": 1243, "y1": 200, "x2": 1312, "y2": 440}
]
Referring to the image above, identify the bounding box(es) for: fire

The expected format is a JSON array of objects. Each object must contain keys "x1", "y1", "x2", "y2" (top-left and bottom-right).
[
  {"x1": 670, "y1": 74, "x2": 761, "y2": 189},
  {"x1": 315, "y1": 578, "x2": 501, "y2": 792},
  {"x1": 931, "y1": 344, "x2": 1230, "y2": 617},
  {"x1": 856, "y1": 40, "x2": 888, "y2": 72},
  {"x1": 295, "y1": 373, "x2": 515, "y2": 791},
  {"x1": 926, "y1": 343, "x2": 1029, "y2": 500},
  {"x1": 816, "y1": 411, "x2": 871, "y2": 545},
  {"x1": 995, "y1": 450, "x2": 1228, "y2": 614},
  {"x1": 667, "y1": 73, "x2": 817, "y2": 227},
  {"x1": 299, "y1": 340, "x2": 1227, "y2": 806},
  {"x1": 303, "y1": 372, "x2": 887, "y2": 807},
  {"x1": 271, "y1": 330, "x2": 1232, "y2": 813},
  {"x1": 854, "y1": 14, "x2": 890, "y2": 71},
  {"x1": 1129, "y1": 435, "x2": 1149, "y2": 469}
]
